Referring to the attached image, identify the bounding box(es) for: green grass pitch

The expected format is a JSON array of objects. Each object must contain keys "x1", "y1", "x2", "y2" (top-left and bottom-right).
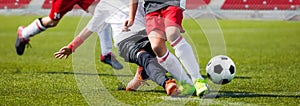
[{"x1": 0, "y1": 15, "x2": 299, "y2": 105}]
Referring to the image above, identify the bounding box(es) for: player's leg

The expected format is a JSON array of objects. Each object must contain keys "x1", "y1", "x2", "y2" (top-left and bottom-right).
[
  {"x1": 99, "y1": 24, "x2": 112, "y2": 56},
  {"x1": 15, "y1": 17, "x2": 51, "y2": 55},
  {"x1": 21, "y1": 17, "x2": 52, "y2": 40},
  {"x1": 97, "y1": 24, "x2": 123, "y2": 69},
  {"x1": 145, "y1": 12, "x2": 193, "y2": 85},
  {"x1": 166, "y1": 27, "x2": 209, "y2": 96},
  {"x1": 134, "y1": 51, "x2": 180, "y2": 96},
  {"x1": 20, "y1": 0, "x2": 79, "y2": 39},
  {"x1": 118, "y1": 35, "x2": 180, "y2": 96},
  {"x1": 164, "y1": 6, "x2": 208, "y2": 96},
  {"x1": 88, "y1": 3, "x2": 125, "y2": 70},
  {"x1": 125, "y1": 66, "x2": 147, "y2": 91},
  {"x1": 126, "y1": 62, "x2": 180, "y2": 96},
  {"x1": 15, "y1": 0, "x2": 78, "y2": 55},
  {"x1": 167, "y1": 26, "x2": 204, "y2": 81},
  {"x1": 148, "y1": 33, "x2": 192, "y2": 84},
  {"x1": 164, "y1": 6, "x2": 204, "y2": 82},
  {"x1": 145, "y1": 35, "x2": 195, "y2": 96},
  {"x1": 77, "y1": 0, "x2": 97, "y2": 13}
]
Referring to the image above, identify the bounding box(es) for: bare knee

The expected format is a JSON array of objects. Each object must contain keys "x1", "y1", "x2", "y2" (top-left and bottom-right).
[
  {"x1": 152, "y1": 42, "x2": 164, "y2": 54},
  {"x1": 41, "y1": 17, "x2": 60, "y2": 28},
  {"x1": 166, "y1": 26, "x2": 181, "y2": 42},
  {"x1": 149, "y1": 38, "x2": 167, "y2": 57}
]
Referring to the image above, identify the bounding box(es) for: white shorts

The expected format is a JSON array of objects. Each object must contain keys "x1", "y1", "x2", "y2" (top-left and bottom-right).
[
  {"x1": 86, "y1": 0, "x2": 146, "y2": 46},
  {"x1": 86, "y1": 0, "x2": 128, "y2": 32}
]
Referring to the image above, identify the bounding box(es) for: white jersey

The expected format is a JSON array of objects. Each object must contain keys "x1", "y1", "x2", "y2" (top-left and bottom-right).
[{"x1": 86, "y1": 0, "x2": 146, "y2": 47}]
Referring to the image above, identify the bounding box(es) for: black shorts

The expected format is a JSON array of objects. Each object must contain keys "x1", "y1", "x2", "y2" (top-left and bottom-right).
[{"x1": 118, "y1": 32, "x2": 155, "y2": 63}]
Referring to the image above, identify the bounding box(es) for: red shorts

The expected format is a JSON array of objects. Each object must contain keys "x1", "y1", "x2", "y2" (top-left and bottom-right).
[
  {"x1": 49, "y1": 0, "x2": 95, "y2": 20},
  {"x1": 145, "y1": 6, "x2": 184, "y2": 35}
]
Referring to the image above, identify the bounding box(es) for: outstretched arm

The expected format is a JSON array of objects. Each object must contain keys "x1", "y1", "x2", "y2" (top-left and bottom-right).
[
  {"x1": 54, "y1": 28, "x2": 93, "y2": 59},
  {"x1": 122, "y1": 0, "x2": 138, "y2": 32}
]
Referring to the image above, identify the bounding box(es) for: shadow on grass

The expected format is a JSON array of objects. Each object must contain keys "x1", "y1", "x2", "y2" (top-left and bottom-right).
[
  {"x1": 201, "y1": 75, "x2": 252, "y2": 79},
  {"x1": 232, "y1": 76, "x2": 252, "y2": 79},
  {"x1": 44, "y1": 71, "x2": 133, "y2": 77},
  {"x1": 203, "y1": 90, "x2": 300, "y2": 99},
  {"x1": 127, "y1": 90, "x2": 166, "y2": 93},
  {"x1": 116, "y1": 83, "x2": 166, "y2": 93},
  {"x1": 44, "y1": 71, "x2": 251, "y2": 80}
]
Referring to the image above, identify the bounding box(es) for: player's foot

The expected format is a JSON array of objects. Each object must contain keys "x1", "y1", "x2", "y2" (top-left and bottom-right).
[
  {"x1": 15, "y1": 26, "x2": 30, "y2": 55},
  {"x1": 126, "y1": 66, "x2": 147, "y2": 91},
  {"x1": 165, "y1": 79, "x2": 180, "y2": 96},
  {"x1": 178, "y1": 80, "x2": 196, "y2": 97},
  {"x1": 194, "y1": 78, "x2": 209, "y2": 97},
  {"x1": 101, "y1": 52, "x2": 123, "y2": 70}
]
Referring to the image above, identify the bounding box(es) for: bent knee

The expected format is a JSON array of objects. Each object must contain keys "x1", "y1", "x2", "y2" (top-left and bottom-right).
[
  {"x1": 41, "y1": 17, "x2": 59, "y2": 28},
  {"x1": 166, "y1": 27, "x2": 181, "y2": 42},
  {"x1": 150, "y1": 42, "x2": 167, "y2": 57}
]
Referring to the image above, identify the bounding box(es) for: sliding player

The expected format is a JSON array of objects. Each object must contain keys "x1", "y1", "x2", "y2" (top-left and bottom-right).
[{"x1": 54, "y1": 0, "x2": 196, "y2": 96}]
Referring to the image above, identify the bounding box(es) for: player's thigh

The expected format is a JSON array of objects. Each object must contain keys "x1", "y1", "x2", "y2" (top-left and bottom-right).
[
  {"x1": 145, "y1": 12, "x2": 167, "y2": 49},
  {"x1": 148, "y1": 30, "x2": 168, "y2": 57},
  {"x1": 163, "y1": 6, "x2": 185, "y2": 33},
  {"x1": 118, "y1": 35, "x2": 145, "y2": 62},
  {"x1": 49, "y1": 0, "x2": 78, "y2": 20},
  {"x1": 145, "y1": 11, "x2": 165, "y2": 35},
  {"x1": 77, "y1": 0, "x2": 95, "y2": 11}
]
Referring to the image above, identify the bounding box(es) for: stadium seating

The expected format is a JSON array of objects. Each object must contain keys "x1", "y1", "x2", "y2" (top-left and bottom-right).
[
  {"x1": 41, "y1": 0, "x2": 212, "y2": 10},
  {"x1": 221, "y1": 0, "x2": 300, "y2": 10},
  {"x1": 2, "y1": 0, "x2": 299, "y2": 11},
  {"x1": 41, "y1": 0, "x2": 51, "y2": 9},
  {"x1": 186, "y1": 0, "x2": 211, "y2": 9},
  {"x1": 0, "y1": 0, "x2": 31, "y2": 9},
  {"x1": 41, "y1": 0, "x2": 211, "y2": 10}
]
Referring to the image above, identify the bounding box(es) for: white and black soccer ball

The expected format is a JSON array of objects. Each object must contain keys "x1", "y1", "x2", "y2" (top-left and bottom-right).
[{"x1": 206, "y1": 55, "x2": 236, "y2": 84}]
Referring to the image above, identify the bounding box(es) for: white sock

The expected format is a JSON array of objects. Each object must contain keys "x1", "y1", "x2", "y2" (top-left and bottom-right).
[
  {"x1": 22, "y1": 18, "x2": 47, "y2": 40},
  {"x1": 172, "y1": 37, "x2": 204, "y2": 82},
  {"x1": 98, "y1": 25, "x2": 112, "y2": 55},
  {"x1": 157, "y1": 50, "x2": 193, "y2": 85}
]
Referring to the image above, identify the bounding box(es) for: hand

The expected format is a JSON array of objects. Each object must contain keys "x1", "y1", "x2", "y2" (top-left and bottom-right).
[
  {"x1": 122, "y1": 19, "x2": 134, "y2": 32},
  {"x1": 54, "y1": 46, "x2": 72, "y2": 59}
]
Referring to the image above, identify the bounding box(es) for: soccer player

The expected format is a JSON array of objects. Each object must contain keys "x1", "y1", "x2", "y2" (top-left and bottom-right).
[
  {"x1": 123, "y1": 0, "x2": 209, "y2": 96},
  {"x1": 53, "y1": 1, "x2": 195, "y2": 96},
  {"x1": 55, "y1": 30, "x2": 181, "y2": 96},
  {"x1": 14, "y1": 0, "x2": 123, "y2": 69}
]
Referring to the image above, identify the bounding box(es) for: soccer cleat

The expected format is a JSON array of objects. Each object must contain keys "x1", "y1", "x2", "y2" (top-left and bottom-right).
[
  {"x1": 194, "y1": 78, "x2": 209, "y2": 97},
  {"x1": 165, "y1": 79, "x2": 180, "y2": 96},
  {"x1": 101, "y1": 52, "x2": 123, "y2": 70},
  {"x1": 126, "y1": 66, "x2": 147, "y2": 91},
  {"x1": 178, "y1": 80, "x2": 196, "y2": 97},
  {"x1": 15, "y1": 26, "x2": 30, "y2": 55}
]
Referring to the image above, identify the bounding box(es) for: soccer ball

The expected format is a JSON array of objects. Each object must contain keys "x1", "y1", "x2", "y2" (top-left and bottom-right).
[{"x1": 206, "y1": 55, "x2": 236, "y2": 84}]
